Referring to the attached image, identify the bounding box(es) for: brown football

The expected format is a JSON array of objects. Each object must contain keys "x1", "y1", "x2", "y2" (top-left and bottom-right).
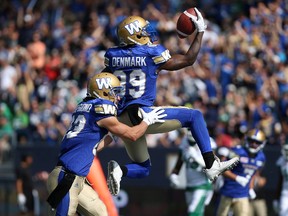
[{"x1": 176, "y1": 8, "x2": 197, "y2": 39}]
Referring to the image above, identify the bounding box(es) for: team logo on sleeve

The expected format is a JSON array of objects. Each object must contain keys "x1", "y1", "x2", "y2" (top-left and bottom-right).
[
  {"x1": 152, "y1": 49, "x2": 171, "y2": 64},
  {"x1": 94, "y1": 104, "x2": 117, "y2": 116}
]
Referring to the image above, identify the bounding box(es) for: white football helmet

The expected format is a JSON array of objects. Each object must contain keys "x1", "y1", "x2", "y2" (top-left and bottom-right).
[
  {"x1": 87, "y1": 73, "x2": 124, "y2": 103},
  {"x1": 244, "y1": 129, "x2": 266, "y2": 154},
  {"x1": 117, "y1": 16, "x2": 158, "y2": 46}
]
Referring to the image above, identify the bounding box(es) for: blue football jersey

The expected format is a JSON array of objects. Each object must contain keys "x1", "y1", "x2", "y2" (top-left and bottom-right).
[
  {"x1": 58, "y1": 98, "x2": 117, "y2": 176},
  {"x1": 104, "y1": 44, "x2": 171, "y2": 114},
  {"x1": 220, "y1": 146, "x2": 266, "y2": 198}
]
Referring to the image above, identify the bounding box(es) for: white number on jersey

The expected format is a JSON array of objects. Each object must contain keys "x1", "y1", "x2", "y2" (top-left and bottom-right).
[
  {"x1": 66, "y1": 115, "x2": 86, "y2": 138},
  {"x1": 114, "y1": 69, "x2": 146, "y2": 98}
]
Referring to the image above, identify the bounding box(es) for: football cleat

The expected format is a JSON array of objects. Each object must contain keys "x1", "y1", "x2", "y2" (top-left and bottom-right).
[
  {"x1": 107, "y1": 160, "x2": 123, "y2": 196},
  {"x1": 203, "y1": 156, "x2": 239, "y2": 182}
]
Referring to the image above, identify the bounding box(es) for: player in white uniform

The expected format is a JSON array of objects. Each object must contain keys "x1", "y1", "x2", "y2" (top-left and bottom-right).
[
  {"x1": 274, "y1": 144, "x2": 288, "y2": 216},
  {"x1": 169, "y1": 129, "x2": 216, "y2": 216}
]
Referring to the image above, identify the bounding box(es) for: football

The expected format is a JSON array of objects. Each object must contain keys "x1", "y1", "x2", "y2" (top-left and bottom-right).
[{"x1": 176, "y1": 8, "x2": 197, "y2": 39}]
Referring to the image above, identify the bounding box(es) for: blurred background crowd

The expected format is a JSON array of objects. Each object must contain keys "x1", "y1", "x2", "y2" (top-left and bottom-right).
[{"x1": 0, "y1": 0, "x2": 288, "y2": 164}]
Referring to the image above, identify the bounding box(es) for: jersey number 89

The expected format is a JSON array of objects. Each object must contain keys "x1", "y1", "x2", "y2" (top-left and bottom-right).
[{"x1": 114, "y1": 69, "x2": 146, "y2": 98}]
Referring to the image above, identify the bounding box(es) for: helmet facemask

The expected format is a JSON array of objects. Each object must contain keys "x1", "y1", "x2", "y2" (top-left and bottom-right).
[
  {"x1": 107, "y1": 86, "x2": 124, "y2": 105},
  {"x1": 244, "y1": 129, "x2": 266, "y2": 154},
  {"x1": 137, "y1": 22, "x2": 158, "y2": 43}
]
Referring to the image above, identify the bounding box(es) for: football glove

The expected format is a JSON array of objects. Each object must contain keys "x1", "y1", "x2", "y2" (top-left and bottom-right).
[
  {"x1": 169, "y1": 173, "x2": 180, "y2": 188},
  {"x1": 17, "y1": 193, "x2": 27, "y2": 212},
  {"x1": 140, "y1": 107, "x2": 167, "y2": 126},
  {"x1": 249, "y1": 188, "x2": 256, "y2": 199},
  {"x1": 190, "y1": 8, "x2": 207, "y2": 32},
  {"x1": 235, "y1": 175, "x2": 249, "y2": 187}
]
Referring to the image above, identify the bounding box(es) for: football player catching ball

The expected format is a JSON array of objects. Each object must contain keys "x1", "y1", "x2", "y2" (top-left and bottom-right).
[{"x1": 101, "y1": 8, "x2": 239, "y2": 196}]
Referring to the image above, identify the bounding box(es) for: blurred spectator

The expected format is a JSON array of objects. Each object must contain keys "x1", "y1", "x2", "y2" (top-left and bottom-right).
[
  {"x1": 0, "y1": 50, "x2": 18, "y2": 100},
  {"x1": 26, "y1": 31, "x2": 46, "y2": 71},
  {"x1": 15, "y1": 154, "x2": 48, "y2": 216},
  {"x1": 15, "y1": 154, "x2": 36, "y2": 216},
  {"x1": 44, "y1": 48, "x2": 61, "y2": 82},
  {"x1": 13, "y1": 103, "x2": 30, "y2": 145},
  {"x1": 0, "y1": 115, "x2": 13, "y2": 163},
  {"x1": 0, "y1": 0, "x2": 286, "y2": 149},
  {"x1": 0, "y1": 102, "x2": 14, "y2": 163}
]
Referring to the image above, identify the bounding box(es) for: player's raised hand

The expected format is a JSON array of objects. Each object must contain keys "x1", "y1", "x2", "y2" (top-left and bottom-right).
[
  {"x1": 140, "y1": 107, "x2": 167, "y2": 125},
  {"x1": 190, "y1": 8, "x2": 207, "y2": 32}
]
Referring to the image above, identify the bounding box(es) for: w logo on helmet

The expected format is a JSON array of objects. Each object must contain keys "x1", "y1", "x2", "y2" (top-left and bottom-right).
[
  {"x1": 124, "y1": 20, "x2": 141, "y2": 35},
  {"x1": 96, "y1": 77, "x2": 111, "y2": 89}
]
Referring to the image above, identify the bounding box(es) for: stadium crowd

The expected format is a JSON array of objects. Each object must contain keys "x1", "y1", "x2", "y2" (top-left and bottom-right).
[{"x1": 0, "y1": 0, "x2": 288, "y2": 163}]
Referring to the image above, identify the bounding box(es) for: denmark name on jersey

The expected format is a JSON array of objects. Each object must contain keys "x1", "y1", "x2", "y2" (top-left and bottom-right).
[{"x1": 104, "y1": 44, "x2": 171, "y2": 114}]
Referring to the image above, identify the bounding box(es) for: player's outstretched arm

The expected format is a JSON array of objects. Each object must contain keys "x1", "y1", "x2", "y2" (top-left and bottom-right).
[
  {"x1": 159, "y1": 7, "x2": 206, "y2": 71},
  {"x1": 98, "y1": 108, "x2": 166, "y2": 141}
]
